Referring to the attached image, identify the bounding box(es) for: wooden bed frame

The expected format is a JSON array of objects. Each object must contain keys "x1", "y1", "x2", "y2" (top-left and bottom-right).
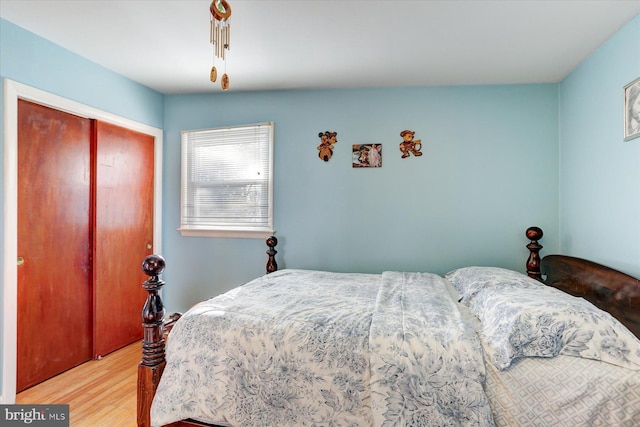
[
  {"x1": 137, "y1": 236, "x2": 279, "y2": 427},
  {"x1": 524, "y1": 226, "x2": 640, "y2": 338},
  {"x1": 137, "y1": 229, "x2": 640, "y2": 427}
]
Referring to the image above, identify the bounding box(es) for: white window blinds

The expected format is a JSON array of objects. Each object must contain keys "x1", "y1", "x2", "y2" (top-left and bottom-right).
[{"x1": 179, "y1": 122, "x2": 274, "y2": 238}]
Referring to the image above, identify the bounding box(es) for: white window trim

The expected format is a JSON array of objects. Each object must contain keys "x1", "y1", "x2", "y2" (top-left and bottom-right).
[
  {"x1": 177, "y1": 228, "x2": 274, "y2": 239},
  {"x1": 178, "y1": 122, "x2": 274, "y2": 239}
]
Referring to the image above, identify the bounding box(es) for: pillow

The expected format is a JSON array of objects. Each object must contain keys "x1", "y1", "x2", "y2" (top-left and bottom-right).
[
  {"x1": 466, "y1": 284, "x2": 640, "y2": 371},
  {"x1": 445, "y1": 266, "x2": 543, "y2": 302}
]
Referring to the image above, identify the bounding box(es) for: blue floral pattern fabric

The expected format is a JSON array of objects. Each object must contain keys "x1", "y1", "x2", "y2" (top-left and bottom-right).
[
  {"x1": 449, "y1": 268, "x2": 640, "y2": 371},
  {"x1": 445, "y1": 266, "x2": 543, "y2": 302},
  {"x1": 369, "y1": 272, "x2": 494, "y2": 426},
  {"x1": 150, "y1": 269, "x2": 493, "y2": 427}
]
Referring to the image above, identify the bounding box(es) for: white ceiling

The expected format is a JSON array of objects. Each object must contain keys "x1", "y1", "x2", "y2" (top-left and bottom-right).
[{"x1": 1, "y1": 0, "x2": 639, "y2": 95}]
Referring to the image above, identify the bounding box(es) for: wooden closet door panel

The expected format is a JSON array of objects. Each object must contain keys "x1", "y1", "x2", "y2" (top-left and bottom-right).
[
  {"x1": 17, "y1": 100, "x2": 93, "y2": 392},
  {"x1": 94, "y1": 121, "x2": 154, "y2": 357}
]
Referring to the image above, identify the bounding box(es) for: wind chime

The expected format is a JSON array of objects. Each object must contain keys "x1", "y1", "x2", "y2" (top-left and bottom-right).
[{"x1": 210, "y1": 0, "x2": 231, "y2": 90}]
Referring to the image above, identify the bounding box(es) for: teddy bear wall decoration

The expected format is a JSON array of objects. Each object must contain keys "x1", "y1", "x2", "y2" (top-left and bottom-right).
[
  {"x1": 317, "y1": 131, "x2": 337, "y2": 162},
  {"x1": 399, "y1": 130, "x2": 423, "y2": 158}
]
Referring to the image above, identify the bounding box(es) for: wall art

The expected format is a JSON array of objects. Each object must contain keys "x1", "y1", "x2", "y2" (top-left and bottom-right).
[
  {"x1": 353, "y1": 144, "x2": 382, "y2": 168},
  {"x1": 317, "y1": 131, "x2": 337, "y2": 161},
  {"x1": 399, "y1": 130, "x2": 423, "y2": 158},
  {"x1": 624, "y1": 77, "x2": 640, "y2": 141}
]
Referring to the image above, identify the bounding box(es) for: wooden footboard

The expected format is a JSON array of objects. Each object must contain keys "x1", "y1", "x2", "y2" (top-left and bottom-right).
[
  {"x1": 137, "y1": 254, "x2": 169, "y2": 427},
  {"x1": 137, "y1": 237, "x2": 279, "y2": 427}
]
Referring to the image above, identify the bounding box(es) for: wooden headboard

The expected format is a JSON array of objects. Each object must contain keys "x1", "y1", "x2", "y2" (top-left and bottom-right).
[
  {"x1": 524, "y1": 226, "x2": 640, "y2": 339},
  {"x1": 540, "y1": 255, "x2": 640, "y2": 339}
]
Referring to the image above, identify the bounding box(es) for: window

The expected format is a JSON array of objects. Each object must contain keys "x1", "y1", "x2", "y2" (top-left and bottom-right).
[{"x1": 179, "y1": 122, "x2": 274, "y2": 238}]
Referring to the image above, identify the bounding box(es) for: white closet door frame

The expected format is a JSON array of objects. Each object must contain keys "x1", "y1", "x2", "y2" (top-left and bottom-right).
[{"x1": 1, "y1": 79, "x2": 163, "y2": 403}]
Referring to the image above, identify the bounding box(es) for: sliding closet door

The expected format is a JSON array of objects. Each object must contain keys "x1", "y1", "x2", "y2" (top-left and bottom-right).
[
  {"x1": 93, "y1": 121, "x2": 155, "y2": 357},
  {"x1": 16, "y1": 100, "x2": 93, "y2": 392}
]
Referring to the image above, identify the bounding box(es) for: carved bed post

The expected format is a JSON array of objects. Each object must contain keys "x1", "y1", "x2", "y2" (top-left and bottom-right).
[
  {"x1": 266, "y1": 235, "x2": 278, "y2": 274},
  {"x1": 138, "y1": 255, "x2": 167, "y2": 427},
  {"x1": 525, "y1": 226, "x2": 543, "y2": 280}
]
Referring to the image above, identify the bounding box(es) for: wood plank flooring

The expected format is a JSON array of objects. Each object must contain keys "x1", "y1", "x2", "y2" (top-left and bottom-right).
[{"x1": 16, "y1": 340, "x2": 141, "y2": 427}]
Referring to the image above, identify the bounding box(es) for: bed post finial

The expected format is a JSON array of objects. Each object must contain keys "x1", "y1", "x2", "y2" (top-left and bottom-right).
[
  {"x1": 138, "y1": 254, "x2": 167, "y2": 427},
  {"x1": 526, "y1": 226, "x2": 543, "y2": 281},
  {"x1": 266, "y1": 235, "x2": 278, "y2": 274}
]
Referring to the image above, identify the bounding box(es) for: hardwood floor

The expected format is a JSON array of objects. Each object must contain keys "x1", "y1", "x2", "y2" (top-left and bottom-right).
[{"x1": 16, "y1": 340, "x2": 141, "y2": 427}]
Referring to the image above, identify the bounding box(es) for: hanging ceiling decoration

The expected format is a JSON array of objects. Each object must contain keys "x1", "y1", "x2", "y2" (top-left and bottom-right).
[{"x1": 210, "y1": 0, "x2": 231, "y2": 90}]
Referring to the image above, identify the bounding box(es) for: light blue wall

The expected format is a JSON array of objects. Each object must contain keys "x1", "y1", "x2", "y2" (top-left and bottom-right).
[
  {"x1": 0, "y1": 19, "x2": 164, "y2": 127},
  {"x1": 559, "y1": 15, "x2": 640, "y2": 277},
  {"x1": 0, "y1": 18, "x2": 164, "y2": 400},
  {"x1": 163, "y1": 85, "x2": 559, "y2": 312}
]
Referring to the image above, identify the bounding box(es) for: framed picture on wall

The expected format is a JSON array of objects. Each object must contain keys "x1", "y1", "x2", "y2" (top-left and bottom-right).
[
  {"x1": 352, "y1": 144, "x2": 382, "y2": 168},
  {"x1": 624, "y1": 77, "x2": 640, "y2": 141}
]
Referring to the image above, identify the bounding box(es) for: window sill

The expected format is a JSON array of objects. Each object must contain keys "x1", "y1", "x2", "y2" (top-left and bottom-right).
[{"x1": 177, "y1": 228, "x2": 275, "y2": 239}]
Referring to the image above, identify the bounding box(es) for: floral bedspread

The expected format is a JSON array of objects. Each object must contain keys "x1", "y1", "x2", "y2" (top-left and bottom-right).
[
  {"x1": 369, "y1": 272, "x2": 493, "y2": 426},
  {"x1": 150, "y1": 269, "x2": 493, "y2": 427}
]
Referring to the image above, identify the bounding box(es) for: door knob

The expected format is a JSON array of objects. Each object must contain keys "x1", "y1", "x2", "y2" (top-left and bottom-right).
[{"x1": 17, "y1": 257, "x2": 24, "y2": 266}]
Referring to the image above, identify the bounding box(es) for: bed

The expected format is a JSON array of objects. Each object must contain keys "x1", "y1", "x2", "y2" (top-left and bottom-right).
[{"x1": 137, "y1": 228, "x2": 640, "y2": 427}]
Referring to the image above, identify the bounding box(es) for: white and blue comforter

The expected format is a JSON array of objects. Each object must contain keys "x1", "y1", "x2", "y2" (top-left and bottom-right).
[{"x1": 151, "y1": 269, "x2": 493, "y2": 426}]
